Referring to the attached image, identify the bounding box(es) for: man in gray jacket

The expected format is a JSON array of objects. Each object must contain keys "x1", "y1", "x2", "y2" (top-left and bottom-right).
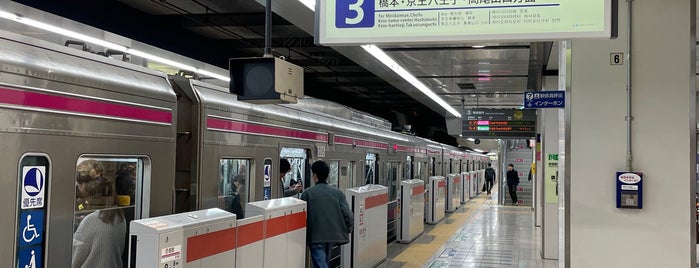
[{"x1": 301, "y1": 160, "x2": 353, "y2": 268}]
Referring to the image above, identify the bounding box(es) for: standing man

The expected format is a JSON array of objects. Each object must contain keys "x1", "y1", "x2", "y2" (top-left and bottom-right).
[
  {"x1": 301, "y1": 161, "x2": 353, "y2": 268},
  {"x1": 280, "y1": 158, "x2": 302, "y2": 197},
  {"x1": 506, "y1": 164, "x2": 520, "y2": 205},
  {"x1": 484, "y1": 163, "x2": 496, "y2": 195}
]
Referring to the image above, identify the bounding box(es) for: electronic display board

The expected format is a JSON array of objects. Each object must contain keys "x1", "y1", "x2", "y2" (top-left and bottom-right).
[{"x1": 462, "y1": 109, "x2": 536, "y2": 138}]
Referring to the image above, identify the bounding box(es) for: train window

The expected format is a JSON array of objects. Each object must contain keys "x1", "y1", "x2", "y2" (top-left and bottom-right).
[
  {"x1": 72, "y1": 156, "x2": 146, "y2": 268},
  {"x1": 328, "y1": 161, "x2": 340, "y2": 188},
  {"x1": 386, "y1": 162, "x2": 400, "y2": 200},
  {"x1": 281, "y1": 148, "x2": 309, "y2": 195},
  {"x1": 365, "y1": 153, "x2": 377, "y2": 185},
  {"x1": 218, "y1": 159, "x2": 250, "y2": 219},
  {"x1": 406, "y1": 156, "x2": 413, "y2": 180}
]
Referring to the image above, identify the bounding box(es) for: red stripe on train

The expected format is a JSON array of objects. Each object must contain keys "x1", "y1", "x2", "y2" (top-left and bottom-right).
[
  {"x1": 334, "y1": 136, "x2": 388, "y2": 149},
  {"x1": 207, "y1": 117, "x2": 328, "y2": 142},
  {"x1": 0, "y1": 87, "x2": 172, "y2": 124}
]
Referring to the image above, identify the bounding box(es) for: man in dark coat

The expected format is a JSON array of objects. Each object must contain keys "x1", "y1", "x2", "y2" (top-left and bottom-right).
[{"x1": 301, "y1": 161, "x2": 353, "y2": 268}]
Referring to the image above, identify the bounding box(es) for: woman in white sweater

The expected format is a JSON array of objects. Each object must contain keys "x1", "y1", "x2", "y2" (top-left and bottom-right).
[{"x1": 72, "y1": 163, "x2": 126, "y2": 268}]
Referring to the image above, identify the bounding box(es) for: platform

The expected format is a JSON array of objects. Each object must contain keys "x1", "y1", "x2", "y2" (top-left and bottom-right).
[{"x1": 381, "y1": 189, "x2": 558, "y2": 268}]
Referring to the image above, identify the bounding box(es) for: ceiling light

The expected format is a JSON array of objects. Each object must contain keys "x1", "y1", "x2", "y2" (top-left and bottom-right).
[
  {"x1": 472, "y1": 45, "x2": 486, "y2": 48},
  {"x1": 361, "y1": 45, "x2": 461, "y2": 118},
  {"x1": 0, "y1": 9, "x2": 230, "y2": 82},
  {"x1": 467, "y1": 138, "x2": 476, "y2": 142},
  {"x1": 298, "y1": 0, "x2": 316, "y2": 11},
  {"x1": 474, "y1": 149, "x2": 484, "y2": 153}
]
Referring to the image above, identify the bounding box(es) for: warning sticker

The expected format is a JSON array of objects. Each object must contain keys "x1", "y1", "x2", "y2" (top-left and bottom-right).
[{"x1": 161, "y1": 245, "x2": 181, "y2": 263}]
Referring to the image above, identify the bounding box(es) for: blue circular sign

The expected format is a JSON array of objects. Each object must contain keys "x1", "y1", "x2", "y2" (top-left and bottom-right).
[{"x1": 24, "y1": 168, "x2": 44, "y2": 197}]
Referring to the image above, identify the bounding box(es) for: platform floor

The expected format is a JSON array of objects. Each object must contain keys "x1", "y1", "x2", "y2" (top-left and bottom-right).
[{"x1": 381, "y1": 189, "x2": 558, "y2": 268}]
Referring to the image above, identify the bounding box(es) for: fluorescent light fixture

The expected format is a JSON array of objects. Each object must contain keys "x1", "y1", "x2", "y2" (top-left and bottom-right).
[
  {"x1": 467, "y1": 138, "x2": 476, "y2": 142},
  {"x1": 474, "y1": 149, "x2": 485, "y2": 153},
  {"x1": 361, "y1": 45, "x2": 461, "y2": 118},
  {"x1": 472, "y1": 45, "x2": 486, "y2": 48},
  {"x1": 298, "y1": 0, "x2": 316, "y2": 11},
  {"x1": 0, "y1": 9, "x2": 230, "y2": 82}
]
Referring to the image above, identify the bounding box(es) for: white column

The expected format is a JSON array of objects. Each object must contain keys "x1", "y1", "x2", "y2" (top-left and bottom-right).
[
  {"x1": 542, "y1": 107, "x2": 559, "y2": 260},
  {"x1": 565, "y1": 1, "x2": 696, "y2": 267}
]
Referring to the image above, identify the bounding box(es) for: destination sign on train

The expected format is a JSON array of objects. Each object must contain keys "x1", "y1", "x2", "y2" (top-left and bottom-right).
[
  {"x1": 462, "y1": 109, "x2": 536, "y2": 138},
  {"x1": 317, "y1": 0, "x2": 613, "y2": 45}
]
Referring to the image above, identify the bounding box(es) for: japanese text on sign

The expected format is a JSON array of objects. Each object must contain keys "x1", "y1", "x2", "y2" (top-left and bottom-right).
[
  {"x1": 319, "y1": 0, "x2": 612, "y2": 45},
  {"x1": 524, "y1": 91, "x2": 565, "y2": 109}
]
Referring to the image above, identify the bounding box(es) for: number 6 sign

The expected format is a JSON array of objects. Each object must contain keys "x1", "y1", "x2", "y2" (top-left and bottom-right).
[{"x1": 336, "y1": 0, "x2": 374, "y2": 28}]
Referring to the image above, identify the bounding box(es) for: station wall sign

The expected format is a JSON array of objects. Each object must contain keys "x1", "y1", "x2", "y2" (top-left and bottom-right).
[
  {"x1": 317, "y1": 0, "x2": 615, "y2": 45},
  {"x1": 462, "y1": 109, "x2": 536, "y2": 139},
  {"x1": 524, "y1": 91, "x2": 565, "y2": 109}
]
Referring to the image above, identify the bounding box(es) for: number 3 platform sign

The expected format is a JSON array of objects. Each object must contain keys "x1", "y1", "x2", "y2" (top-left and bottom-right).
[
  {"x1": 317, "y1": 0, "x2": 615, "y2": 45},
  {"x1": 336, "y1": 0, "x2": 375, "y2": 28}
]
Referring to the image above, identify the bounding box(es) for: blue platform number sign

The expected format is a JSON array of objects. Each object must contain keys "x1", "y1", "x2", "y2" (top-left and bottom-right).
[
  {"x1": 263, "y1": 159, "x2": 272, "y2": 200},
  {"x1": 336, "y1": 0, "x2": 375, "y2": 28},
  {"x1": 16, "y1": 155, "x2": 49, "y2": 268}
]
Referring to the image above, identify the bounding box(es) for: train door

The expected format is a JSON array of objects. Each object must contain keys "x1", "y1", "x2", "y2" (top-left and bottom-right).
[
  {"x1": 72, "y1": 156, "x2": 150, "y2": 267},
  {"x1": 339, "y1": 161, "x2": 355, "y2": 193},
  {"x1": 385, "y1": 162, "x2": 402, "y2": 243},
  {"x1": 327, "y1": 160, "x2": 340, "y2": 189},
  {"x1": 406, "y1": 156, "x2": 413, "y2": 180},
  {"x1": 280, "y1": 147, "x2": 310, "y2": 198},
  {"x1": 217, "y1": 159, "x2": 250, "y2": 219},
  {"x1": 365, "y1": 153, "x2": 379, "y2": 185}
]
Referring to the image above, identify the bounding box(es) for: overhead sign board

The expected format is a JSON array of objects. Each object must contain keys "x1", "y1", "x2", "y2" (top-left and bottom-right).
[
  {"x1": 524, "y1": 91, "x2": 565, "y2": 109},
  {"x1": 462, "y1": 109, "x2": 536, "y2": 138},
  {"x1": 317, "y1": 0, "x2": 614, "y2": 45}
]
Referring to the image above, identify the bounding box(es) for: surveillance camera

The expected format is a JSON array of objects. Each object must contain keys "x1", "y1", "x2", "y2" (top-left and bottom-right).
[{"x1": 475, "y1": 139, "x2": 481, "y2": 145}]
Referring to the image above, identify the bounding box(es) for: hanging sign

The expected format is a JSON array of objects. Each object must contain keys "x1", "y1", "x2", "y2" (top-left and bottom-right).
[{"x1": 317, "y1": 0, "x2": 615, "y2": 45}]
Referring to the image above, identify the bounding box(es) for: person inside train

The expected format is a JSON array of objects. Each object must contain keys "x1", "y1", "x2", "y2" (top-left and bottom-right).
[
  {"x1": 506, "y1": 164, "x2": 520, "y2": 205},
  {"x1": 281, "y1": 158, "x2": 302, "y2": 197},
  {"x1": 301, "y1": 160, "x2": 353, "y2": 268},
  {"x1": 72, "y1": 168, "x2": 126, "y2": 268},
  {"x1": 114, "y1": 163, "x2": 135, "y2": 204},
  {"x1": 75, "y1": 160, "x2": 110, "y2": 210},
  {"x1": 227, "y1": 174, "x2": 245, "y2": 219}
]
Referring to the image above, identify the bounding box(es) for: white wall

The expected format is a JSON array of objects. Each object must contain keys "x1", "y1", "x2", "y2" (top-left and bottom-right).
[{"x1": 566, "y1": 1, "x2": 696, "y2": 267}]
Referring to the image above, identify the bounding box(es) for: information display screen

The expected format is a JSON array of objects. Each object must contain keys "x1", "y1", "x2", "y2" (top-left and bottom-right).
[
  {"x1": 317, "y1": 0, "x2": 613, "y2": 45},
  {"x1": 462, "y1": 109, "x2": 536, "y2": 138}
]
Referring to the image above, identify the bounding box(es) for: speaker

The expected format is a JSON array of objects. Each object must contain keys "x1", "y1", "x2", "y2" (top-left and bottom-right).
[{"x1": 230, "y1": 57, "x2": 304, "y2": 104}]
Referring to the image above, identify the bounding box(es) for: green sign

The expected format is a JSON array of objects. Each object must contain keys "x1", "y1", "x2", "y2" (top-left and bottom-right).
[
  {"x1": 317, "y1": 0, "x2": 614, "y2": 45},
  {"x1": 545, "y1": 153, "x2": 558, "y2": 204}
]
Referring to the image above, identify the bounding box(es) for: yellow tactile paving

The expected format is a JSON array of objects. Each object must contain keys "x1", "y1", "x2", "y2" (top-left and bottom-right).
[{"x1": 391, "y1": 193, "x2": 491, "y2": 267}]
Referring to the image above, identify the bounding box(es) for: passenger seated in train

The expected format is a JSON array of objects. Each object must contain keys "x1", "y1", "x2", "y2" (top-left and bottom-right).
[{"x1": 73, "y1": 161, "x2": 127, "y2": 268}]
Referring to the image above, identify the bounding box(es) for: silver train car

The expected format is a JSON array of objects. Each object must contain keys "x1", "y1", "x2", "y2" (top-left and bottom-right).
[
  {"x1": 0, "y1": 29, "x2": 490, "y2": 268},
  {"x1": 0, "y1": 30, "x2": 176, "y2": 267}
]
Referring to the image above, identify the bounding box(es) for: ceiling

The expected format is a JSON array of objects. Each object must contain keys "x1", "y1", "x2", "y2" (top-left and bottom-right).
[{"x1": 11, "y1": 0, "x2": 558, "y2": 148}]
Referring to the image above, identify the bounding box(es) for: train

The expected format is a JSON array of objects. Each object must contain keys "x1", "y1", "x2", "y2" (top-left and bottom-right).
[{"x1": 0, "y1": 29, "x2": 489, "y2": 267}]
